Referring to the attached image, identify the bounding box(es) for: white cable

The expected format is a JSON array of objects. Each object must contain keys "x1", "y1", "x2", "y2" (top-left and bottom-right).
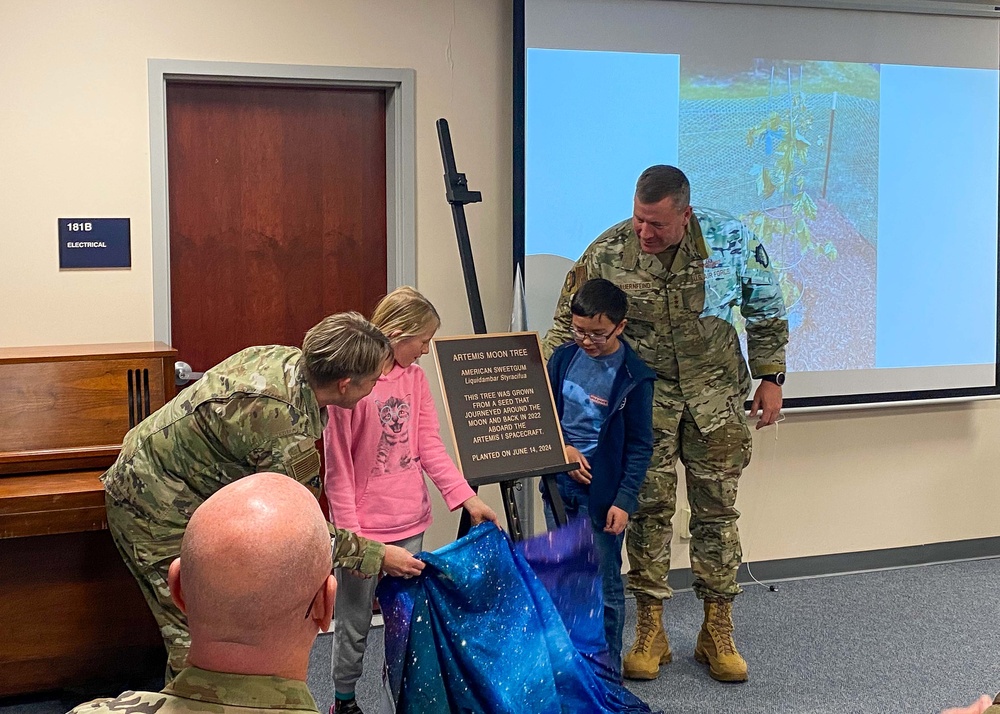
[
  {"x1": 742, "y1": 412, "x2": 784, "y2": 592},
  {"x1": 743, "y1": 560, "x2": 774, "y2": 590}
]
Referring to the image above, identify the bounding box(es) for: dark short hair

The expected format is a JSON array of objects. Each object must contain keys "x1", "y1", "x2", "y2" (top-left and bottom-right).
[
  {"x1": 635, "y1": 165, "x2": 690, "y2": 207},
  {"x1": 571, "y1": 278, "x2": 628, "y2": 325}
]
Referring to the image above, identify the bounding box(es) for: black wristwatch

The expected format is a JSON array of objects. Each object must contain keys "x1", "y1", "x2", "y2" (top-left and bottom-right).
[{"x1": 760, "y1": 372, "x2": 786, "y2": 386}]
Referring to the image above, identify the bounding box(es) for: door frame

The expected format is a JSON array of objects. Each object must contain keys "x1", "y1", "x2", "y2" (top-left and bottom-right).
[{"x1": 147, "y1": 58, "x2": 416, "y2": 344}]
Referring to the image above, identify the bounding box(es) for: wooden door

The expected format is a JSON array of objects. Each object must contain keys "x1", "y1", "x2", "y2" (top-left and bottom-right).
[{"x1": 166, "y1": 81, "x2": 388, "y2": 373}]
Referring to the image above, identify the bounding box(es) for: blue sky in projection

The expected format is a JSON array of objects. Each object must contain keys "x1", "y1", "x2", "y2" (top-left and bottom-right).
[
  {"x1": 526, "y1": 49, "x2": 998, "y2": 370},
  {"x1": 877, "y1": 64, "x2": 998, "y2": 368},
  {"x1": 525, "y1": 49, "x2": 679, "y2": 259}
]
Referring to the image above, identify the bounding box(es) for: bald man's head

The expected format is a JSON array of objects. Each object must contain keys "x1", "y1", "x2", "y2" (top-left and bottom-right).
[{"x1": 171, "y1": 473, "x2": 333, "y2": 646}]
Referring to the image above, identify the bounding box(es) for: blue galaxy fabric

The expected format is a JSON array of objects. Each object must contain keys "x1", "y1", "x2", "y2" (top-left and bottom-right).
[
  {"x1": 377, "y1": 521, "x2": 655, "y2": 713},
  {"x1": 515, "y1": 517, "x2": 620, "y2": 682}
]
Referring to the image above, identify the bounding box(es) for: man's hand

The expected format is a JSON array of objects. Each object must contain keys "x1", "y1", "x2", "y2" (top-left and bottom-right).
[
  {"x1": 463, "y1": 495, "x2": 499, "y2": 526},
  {"x1": 749, "y1": 380, "x2": 782, "y2": 429},
  {"x1": 565, "y1": 445, "x2": 592, "y2": 484},
  {"x1": 382, "y1": 544, "x2": 424, "y2": 578},
  {"x1": 941, "y1": 695, "x2": 994, "y2": 714},
  {"x1": 604, "y1": 506, "x2": 628, "y2": 535}
]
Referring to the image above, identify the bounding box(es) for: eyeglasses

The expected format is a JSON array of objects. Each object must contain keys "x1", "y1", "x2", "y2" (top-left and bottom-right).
[
  {"x1": 571, "y1": 326, "x2": 615, "y2": 345},
  {"x1": 304, "y1": 535, "x2": 337, "y2": 619},
  {"x1": 304, "y1": 589, "x2": 320, "y2": 619}
]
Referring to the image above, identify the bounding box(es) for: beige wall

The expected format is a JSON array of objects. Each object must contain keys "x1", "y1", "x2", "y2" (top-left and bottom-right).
[
  {"x1": 2, "y1": 0, "x2": 998, "y2": 563},
  {"x1": 0, "y1": 0, "x2": 511, "y2": 348},
  {"x1": 715, "y1": 399, "x2": 1000, "y2": 567}
]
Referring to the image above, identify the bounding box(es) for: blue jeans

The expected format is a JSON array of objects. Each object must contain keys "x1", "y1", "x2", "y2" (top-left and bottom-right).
[{"x1": 542, "y1": 475, "x2": 626, "y2": 674}]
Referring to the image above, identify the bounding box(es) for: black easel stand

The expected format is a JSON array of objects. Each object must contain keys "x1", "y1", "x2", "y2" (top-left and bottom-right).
[
  {"x1": 436, "y1": 118, "x2": 486, "y2": 335},
  {"x1": 465, "y1": 466, "x2": 575, "y2": 541},
  {"x1": 436, "y1": 118, "x2": 570, "y2": 541}
]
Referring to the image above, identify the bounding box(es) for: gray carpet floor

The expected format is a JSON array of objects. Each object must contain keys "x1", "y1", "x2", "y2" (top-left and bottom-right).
[{"x1": 4, "y1": 558, "x2": 999, "y2": 713}]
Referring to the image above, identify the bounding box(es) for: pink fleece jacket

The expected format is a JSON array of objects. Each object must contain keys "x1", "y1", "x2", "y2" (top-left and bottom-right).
[{"x1": 323, "y1": 363, "x2": 475, "y2": 542}]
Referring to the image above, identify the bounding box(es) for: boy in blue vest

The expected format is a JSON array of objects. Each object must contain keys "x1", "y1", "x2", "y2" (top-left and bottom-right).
[{"x1": 544, "y1": 277, "x2": 656, "y2": 675}]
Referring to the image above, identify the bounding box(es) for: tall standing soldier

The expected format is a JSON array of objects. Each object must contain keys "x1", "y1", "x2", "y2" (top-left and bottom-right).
[
  {"x1": 543, "y1": 165, "x2": 787, "y2": 683},
  {"x1": 102, "y1": 312, "x2": 425, "y2": 681}
]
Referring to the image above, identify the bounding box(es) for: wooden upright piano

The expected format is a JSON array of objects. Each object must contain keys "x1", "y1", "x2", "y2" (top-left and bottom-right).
[{"x1": 0, "y1": 343, "x2": 176, "y2": 696}]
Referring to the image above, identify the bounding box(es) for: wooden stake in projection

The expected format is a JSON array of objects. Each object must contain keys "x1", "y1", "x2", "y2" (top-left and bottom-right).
[{"x1": 822, "y1": 91, "x2": 837, "y2": 199}]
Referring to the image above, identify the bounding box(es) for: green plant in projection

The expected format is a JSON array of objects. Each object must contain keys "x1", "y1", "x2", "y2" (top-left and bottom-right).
[
  {"x1": 680, "y1": 61, "x2": 879, "y2": 101},
  {"x1": 742, "y1": 92, "x2": 837, "y2": 311}
]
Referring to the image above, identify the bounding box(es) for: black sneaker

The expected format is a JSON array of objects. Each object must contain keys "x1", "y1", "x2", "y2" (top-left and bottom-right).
[{"x1": 331, "y1": 697, "x2": 363, "y2": 714}]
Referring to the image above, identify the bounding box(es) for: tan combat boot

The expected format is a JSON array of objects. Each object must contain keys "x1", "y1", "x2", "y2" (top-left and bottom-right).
[
  {"x1": 694, "y1": 599, "x2": 748, "y2": 682},
  {"x1": 622, "y1": 594, "x2": 672, "y2": 680}
]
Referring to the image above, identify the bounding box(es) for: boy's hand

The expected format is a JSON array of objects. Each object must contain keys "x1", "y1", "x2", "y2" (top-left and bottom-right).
[
  {"x1": 463, "y1": 495, "x2": 499, "y2": 526},
  {"x1": 565, "y1": 445, "x2": 592, "y2": 484},
  {"x1": 604, "y1": 506, "x2": 628, "y2": 535}
]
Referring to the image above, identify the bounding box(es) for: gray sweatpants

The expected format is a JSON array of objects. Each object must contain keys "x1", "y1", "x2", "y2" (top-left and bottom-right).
[{"x1": 332, "y1": 532, "x2": 424, "y2": 695}]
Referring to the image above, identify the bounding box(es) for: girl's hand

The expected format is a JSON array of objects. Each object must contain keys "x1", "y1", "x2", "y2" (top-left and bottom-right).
[{"x1": 463, "y1": 495, "x2": 499, "y2": 526}]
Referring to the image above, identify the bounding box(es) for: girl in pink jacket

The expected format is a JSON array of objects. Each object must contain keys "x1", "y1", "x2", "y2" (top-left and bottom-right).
[{"x1": 323, "y1": 286, "x2": 497, "y2": 714}]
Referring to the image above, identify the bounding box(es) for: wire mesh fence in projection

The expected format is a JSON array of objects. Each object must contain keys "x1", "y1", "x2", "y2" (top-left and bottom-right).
[{"x1": 679, "y1": 90, "x2": 880, "y2": 371}]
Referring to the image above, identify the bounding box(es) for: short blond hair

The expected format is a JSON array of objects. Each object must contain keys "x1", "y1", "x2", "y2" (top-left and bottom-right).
[
  {"x1": 301, "y1": 312, "x2": 390, "y2": 386},
  {"x1": 370, "y1": 287, "x2": 440, "y2": 344}
]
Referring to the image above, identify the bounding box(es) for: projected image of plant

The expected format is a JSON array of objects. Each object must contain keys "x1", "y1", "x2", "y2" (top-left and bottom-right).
[{"x1": 679, "y1": 60, "x2": 879, "y2": 372}]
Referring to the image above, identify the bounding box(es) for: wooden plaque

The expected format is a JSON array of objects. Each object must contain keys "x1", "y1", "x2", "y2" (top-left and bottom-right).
[{"x1": 432, "y1": 332, "x2": 567, "y2": 482}]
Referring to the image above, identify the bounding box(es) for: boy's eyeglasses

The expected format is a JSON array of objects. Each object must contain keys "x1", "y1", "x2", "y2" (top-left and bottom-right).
[{"x1": 571, "y1": 327, "x2": 614, "y2": 345}]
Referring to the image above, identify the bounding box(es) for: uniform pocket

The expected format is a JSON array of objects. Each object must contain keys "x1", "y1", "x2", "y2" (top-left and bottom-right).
[
  {"x1": 681, "y1": 281, "x2": 706, "y2": 314},
  {"x1": 623, "y1": 291, "x2": 662, "y2": 363},
  {"x1": 627, "y1": 291, "x2": 661, "y2": 322},
  {"x1": 670, "y1": 281, "x2": 708, "y2": 355}
]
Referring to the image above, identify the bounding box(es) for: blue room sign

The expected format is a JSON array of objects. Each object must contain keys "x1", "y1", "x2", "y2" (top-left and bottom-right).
[{"x1": 58, "y1": 218, "x2": 131, "y2": 269}]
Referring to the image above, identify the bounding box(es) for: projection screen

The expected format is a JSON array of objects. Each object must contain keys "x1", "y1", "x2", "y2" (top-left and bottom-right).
[{"x1": 516, "y1": 0, "x2": 1000, "y2": 408}]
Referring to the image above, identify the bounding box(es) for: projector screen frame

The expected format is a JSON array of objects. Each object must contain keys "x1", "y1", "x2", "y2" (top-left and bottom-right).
[{"x1": 512, "y1": 0, "x2": 1000, "y2": 411}]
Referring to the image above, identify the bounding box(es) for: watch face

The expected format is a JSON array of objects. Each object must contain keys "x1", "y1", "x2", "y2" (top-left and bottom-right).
[{"x1": 775, "y1": 372, "x2": 786, "y2": 386}]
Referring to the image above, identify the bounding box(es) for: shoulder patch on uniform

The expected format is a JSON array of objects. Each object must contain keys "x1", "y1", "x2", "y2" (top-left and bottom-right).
[
  {"x1": 564, "y1": 265, "x2": 588, "y2": 295},
  {"x1": 563, "y1": 270, "x2": 577, "y2": 293},
  {"x1": 754, "y1": 243, "x2": 770, "y2": 268},
  {"x1": 287, "y1": 445, "x2": 321, "y2": 482}
]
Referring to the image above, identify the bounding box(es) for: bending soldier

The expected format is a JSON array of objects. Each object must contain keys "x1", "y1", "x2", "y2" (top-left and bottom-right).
[{"x1": 102, "y1": 312, "x2": 425, "y2": 680}]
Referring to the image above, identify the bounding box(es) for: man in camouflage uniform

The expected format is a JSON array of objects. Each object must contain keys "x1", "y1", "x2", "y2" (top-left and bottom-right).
[
  {"x1": 543, "y1": 165, "x2": 787, "y2": 683},
  {"x1": 72, "y1": 472, "x2": 340, "y2": 714},
  {"x1": 102, "y1": 312, "x2": 425, "y2": 681}
]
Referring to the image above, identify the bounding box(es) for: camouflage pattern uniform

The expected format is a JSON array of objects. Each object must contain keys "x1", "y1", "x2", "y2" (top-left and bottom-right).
[
  {"x1": 543, "y1": 209, "x2": 787, "y2": 602},
  {"x1": 68, "y1": 666, "x2": 320, "y2": 714},
  {"x1": 101, "y1": 345, "x2": 385, "y2": 677}
]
